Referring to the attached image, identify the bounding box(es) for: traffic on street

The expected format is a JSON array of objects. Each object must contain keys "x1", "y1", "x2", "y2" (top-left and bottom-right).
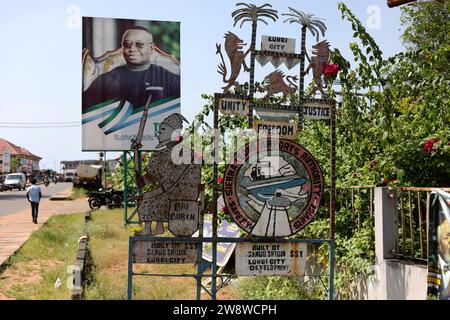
[{"x1": 0, "y1": 182, "x2": 72, "y2": 217}]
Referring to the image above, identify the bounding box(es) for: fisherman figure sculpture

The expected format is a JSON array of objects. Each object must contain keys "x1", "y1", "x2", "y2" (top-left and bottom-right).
[{"x1": 131, "y1": 113, "x2": 201, "y2": 235}]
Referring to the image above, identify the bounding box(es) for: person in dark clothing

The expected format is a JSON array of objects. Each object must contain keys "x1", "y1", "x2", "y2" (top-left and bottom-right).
[
  {"x1": 26, "y1": 179, "x2": 42, "y2": 224},
  {"x1": 82, "y1": 27, "x2": 180, "y2": 113}
]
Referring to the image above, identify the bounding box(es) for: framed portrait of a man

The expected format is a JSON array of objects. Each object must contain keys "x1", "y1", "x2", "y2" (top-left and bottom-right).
[
  {"x1": 81, "y1": 17, "x2": 180, "y2": 151},
  {"x1": 428, "y1": 189, "x2": 450, "y2": 300}
]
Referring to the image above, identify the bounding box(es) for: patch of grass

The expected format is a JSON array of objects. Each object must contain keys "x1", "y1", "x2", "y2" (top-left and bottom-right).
[
  {"x1": 234, "y1": 276, "x2": 318, "y2": 300},
  {"x1": 88, "y1": 224, "x2": 120, "y2": 240},
  {"x1": 68, "y1": 187, "x2": 88, "y2": 200},
  {"x1": 0, "y1": 208, "x2": 239, "y2": 300},
  {"x1": 0, "y1": 213, "x2": 85, "y2": 299},
  {"x1": 83, "y1": 210, "x2": 224, "y2": 300}
]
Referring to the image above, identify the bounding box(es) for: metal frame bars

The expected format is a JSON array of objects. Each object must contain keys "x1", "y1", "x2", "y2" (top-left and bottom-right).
[
  {"x1": 211, "y1": 90, "x2": 219, "y2": 299},
  {"x1": 391, "y1": 187, "x2": 450, "y2": 262},
  {"x1": 123, "y1": 151, "x2": 142, "y2": 226},
  {"x1": 127, "y1": 236, "x2": 335, "y2": 300},
  {"x1": 329, "y1": 102, "x2": 336, "y2": 241}
]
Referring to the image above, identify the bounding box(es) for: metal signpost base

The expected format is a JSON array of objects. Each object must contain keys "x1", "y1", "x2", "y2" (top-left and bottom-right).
[{"x1": 127, "y1": 236, "x2": 335, "y2": 300}]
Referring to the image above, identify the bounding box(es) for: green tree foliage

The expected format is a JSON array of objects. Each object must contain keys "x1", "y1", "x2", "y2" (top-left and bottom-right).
[
  {"x1": 401, "y1": 1, "x2": 450, "y2": 50},
  {"x1": 243, "y1": 2, "x2": 449, "y2": 299},
  {"x1": 331, "y1": 2, "x2": 449, "y2": 187}
]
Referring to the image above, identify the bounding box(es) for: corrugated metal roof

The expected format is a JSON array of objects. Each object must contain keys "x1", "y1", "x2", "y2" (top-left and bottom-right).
[{"x1": 0, "y1": 138, "x2": 42, "y2": 160}]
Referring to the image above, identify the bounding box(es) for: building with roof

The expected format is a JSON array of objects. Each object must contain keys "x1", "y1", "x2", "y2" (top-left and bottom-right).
[
  {"x1": 61, "y1": 160, "x2": 101, "y2": 171},
  {"x1": 0, "y1": 138, "x2": 42, "y2": 175}
]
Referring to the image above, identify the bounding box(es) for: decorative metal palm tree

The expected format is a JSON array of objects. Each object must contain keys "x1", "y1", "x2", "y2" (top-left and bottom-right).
[
  {"x1": 283, "y1": 8, "x2": 327, "y2": 41},
  {"x1": 232, "y1": 3, "x2": 278, "y2": 127},
  {"x1": 282, "y1": 7, "x2": 327, "y2": 130}
]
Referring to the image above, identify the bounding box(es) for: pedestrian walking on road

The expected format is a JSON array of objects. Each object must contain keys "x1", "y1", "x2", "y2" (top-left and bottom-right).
[{"x1": 26, "y1": 179, "x2": 41, "y2": 224}]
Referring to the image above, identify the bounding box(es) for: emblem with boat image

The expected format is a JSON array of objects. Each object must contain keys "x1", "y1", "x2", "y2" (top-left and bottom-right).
[{"x1": 223, "y1": 139, "x2": 324, "y2": 237}]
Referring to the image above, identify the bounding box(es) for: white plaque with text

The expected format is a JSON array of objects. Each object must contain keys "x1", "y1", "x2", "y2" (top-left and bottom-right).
[{"x1": 236, "y1": 242, "x2": 307, "y2": 276}]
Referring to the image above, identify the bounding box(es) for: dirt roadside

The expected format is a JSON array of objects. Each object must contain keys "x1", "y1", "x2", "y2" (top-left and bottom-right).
[{"x1": 0, "y1": 191, "x2": 90, "y2": 267}]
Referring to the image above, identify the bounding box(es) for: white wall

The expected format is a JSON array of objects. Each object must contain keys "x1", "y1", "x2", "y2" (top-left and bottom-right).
[{"x1": 363, "y1": 188, "x2": 428, "y2": 300}]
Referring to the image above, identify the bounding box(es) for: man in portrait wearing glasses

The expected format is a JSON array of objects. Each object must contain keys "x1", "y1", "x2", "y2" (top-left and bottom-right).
[
  {"x1": 438, "y1": 218, "x2": 450, "y2": 299},
  {"x1": 82, "y1": 26, "x2": 180, "y2": 112}
]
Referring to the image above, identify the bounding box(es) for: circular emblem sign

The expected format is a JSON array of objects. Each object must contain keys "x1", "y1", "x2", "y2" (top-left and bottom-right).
[{"x1": 223, "y1": 139, "x2": 324, "y2": 237}]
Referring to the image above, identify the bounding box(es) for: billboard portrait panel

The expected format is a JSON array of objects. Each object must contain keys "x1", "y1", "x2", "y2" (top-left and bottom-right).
[
  {"x1": 427, "y1": 190, "x2": 450, "y2": 300},
  {"x1": 82, "y1": 17, "x2": 180, "y2": 151}
]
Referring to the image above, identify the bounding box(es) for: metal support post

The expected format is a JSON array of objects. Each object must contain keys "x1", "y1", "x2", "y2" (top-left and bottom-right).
[
  {"x1": 328, "y1": 239, "x2": 335, "y2": 300},
  {"x1": 330, "y1": 102, "x2": 336, "y2": 240},
  {"x1": 127, "y1": 237, "x2": 133, "y2": 300},
  {"x1": 211, "y1": 95, "x2": 219, "y2": 300},
  {"x1": 123, "y1": 152, "x2": 128, "y2": 226}
]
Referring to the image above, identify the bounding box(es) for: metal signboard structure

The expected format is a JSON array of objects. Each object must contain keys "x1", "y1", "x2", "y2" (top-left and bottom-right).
[
  {"x1": 235, "y1": 242, "x2": 307, "y2": 276},
  {"x1": 261, "y1": 35, "x2": 296, "y2": 54},
  {"x1": 126, "y1": 2, "x2": 338, "y2": 301},
  {"x1": 253, "y1": 98, "x2": 333, "y2": 121},
  {"x1": 253, "y1": 120, "x2": 298, "y2": 140},
  {"x1": 132, "y1": 240, "x2": 199, "y2": 264},
  {"x1": 223, "y1": 139, "x2": 324, "y2": 237},
  {"x1": 127, "y1": 236, "x2": 334, "y2": 300},
  {"x1": 168, "y1": 200, "x2": 200, "y2": 237},
  {"x1": 301, "y1": 98, "x2": 333, "y2": 120},
  {"x1": 217, "y1": 94, "x2": 249, "y2": 116},
  {"x1": 211, "y1": 2, "x2": 337, "y2": 300}
]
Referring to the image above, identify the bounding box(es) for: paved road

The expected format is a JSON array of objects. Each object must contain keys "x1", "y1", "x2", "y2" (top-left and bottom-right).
[{"x1": 0, "y1": 182, "x2": 73, "y2": 217}]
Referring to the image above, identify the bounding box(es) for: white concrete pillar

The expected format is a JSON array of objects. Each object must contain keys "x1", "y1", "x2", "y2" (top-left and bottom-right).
[
  {"x1": 369, "y1": 187, "x2": 398, "y2": 299},
  {"x1": 374, "y1": 187, "x2": 398, "y2": 260}
]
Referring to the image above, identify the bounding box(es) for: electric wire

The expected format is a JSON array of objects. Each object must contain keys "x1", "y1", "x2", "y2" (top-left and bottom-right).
[{"x1": 0, "y1": 121, "x2": 80, "y2": 128}]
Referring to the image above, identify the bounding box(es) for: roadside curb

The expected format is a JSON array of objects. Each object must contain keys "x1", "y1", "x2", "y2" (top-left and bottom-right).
[
  {"x1": 50, "y1": 190, "x2": 72, "y2": 201},
  {"x1": 71, "y1": 210, "x2": 92, "y2": 300},
  {"x1": 49, "y1": 195, "x2": 70, "y2": 201}
]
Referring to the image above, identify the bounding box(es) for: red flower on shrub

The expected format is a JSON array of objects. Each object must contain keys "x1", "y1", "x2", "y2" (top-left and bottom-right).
[
  {"x1": 423, "y1": 139, "x2": 438, "y2": 154},
  {"x1": 323, "y1": 63, "x2": 340, "y2": 78},
  {"x1": 218, "y1": 177, "x2": 224, "y2": 184},
  {"x1": 141, "y1": 154, "x2": 146, "y2": 161}
]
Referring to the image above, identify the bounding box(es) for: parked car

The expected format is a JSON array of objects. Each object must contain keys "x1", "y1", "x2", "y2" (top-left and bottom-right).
[{"x1": 4, "y1": 173, "x2": 27, "y2": 191}]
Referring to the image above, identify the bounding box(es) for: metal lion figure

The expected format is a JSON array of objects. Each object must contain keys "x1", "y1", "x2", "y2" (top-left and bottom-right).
[
  {"x1": 256, "y1": 70, "x2": 298, "y2": 102},
  {"x1": 216, "y1": 32, "x2": 250, "y2": 93},
  {"x1": 305, "y1": 40, "x2": 331, "y2": 98},
  {"x1": 132, "y1": 113, "x2": 201, "y2": 236}
]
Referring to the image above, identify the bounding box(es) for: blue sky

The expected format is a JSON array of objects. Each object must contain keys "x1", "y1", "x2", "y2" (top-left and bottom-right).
[{"x1": 0, "y1": 0, "x2": 404, "y2": 171}]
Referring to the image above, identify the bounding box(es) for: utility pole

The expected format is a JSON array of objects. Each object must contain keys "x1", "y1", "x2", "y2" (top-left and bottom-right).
[{"x1": 104, "y1": 151, "x2": 107, "y2": 188}]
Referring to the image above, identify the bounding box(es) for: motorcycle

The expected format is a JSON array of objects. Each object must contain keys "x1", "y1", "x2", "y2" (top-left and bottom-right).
[{"x1": 88, "y1": 188, "x2": 123, "y2": 210}]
